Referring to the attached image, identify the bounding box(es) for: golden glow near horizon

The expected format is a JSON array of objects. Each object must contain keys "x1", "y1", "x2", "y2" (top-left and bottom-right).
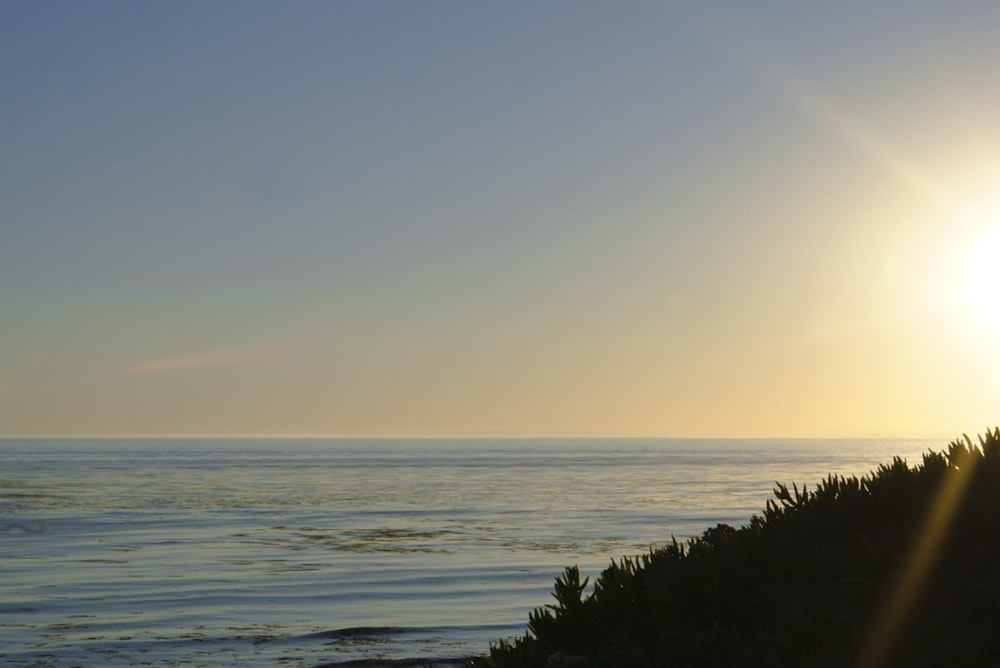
[{"x1": 2, "y1": 4, "x2": 1000, "y2": 438}]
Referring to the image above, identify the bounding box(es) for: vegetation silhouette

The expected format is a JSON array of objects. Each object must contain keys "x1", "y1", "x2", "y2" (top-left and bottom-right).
[{"x1": 474, "y1": 428, "x2": 1000, "y2": 667}]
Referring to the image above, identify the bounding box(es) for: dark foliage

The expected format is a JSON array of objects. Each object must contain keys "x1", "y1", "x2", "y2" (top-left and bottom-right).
[{"x1": 474, "y1": 428, "x2": 1000, "y2": 667}]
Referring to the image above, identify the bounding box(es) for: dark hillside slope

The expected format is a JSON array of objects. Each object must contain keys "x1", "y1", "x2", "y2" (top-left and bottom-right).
[{"x1": 477, "y1": 429, "x2": 1000, "y2": 667}]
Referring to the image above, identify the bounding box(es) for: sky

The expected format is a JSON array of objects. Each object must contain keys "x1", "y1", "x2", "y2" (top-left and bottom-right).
[{"x1": 3, "y1": 1, "x2": 1000, "y2": 438}]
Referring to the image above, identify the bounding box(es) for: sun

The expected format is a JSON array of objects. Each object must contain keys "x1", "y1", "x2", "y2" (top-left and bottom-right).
[
  {"x1": 961, "y1": 226, "x2": 1000, "y2": 328},
  {"x1": 937, "y1": 182, "x2": 1000, "y2": 333}
]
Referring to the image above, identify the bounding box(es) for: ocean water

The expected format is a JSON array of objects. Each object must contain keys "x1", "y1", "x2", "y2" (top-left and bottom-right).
[{"x1": 1, "y1": 437, "x2": 940, "y2": 667}]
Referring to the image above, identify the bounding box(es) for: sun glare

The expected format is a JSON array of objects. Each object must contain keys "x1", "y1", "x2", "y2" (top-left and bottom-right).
[{"x1": 961, "y1": 225, "x2": 1000, "y2": 330}]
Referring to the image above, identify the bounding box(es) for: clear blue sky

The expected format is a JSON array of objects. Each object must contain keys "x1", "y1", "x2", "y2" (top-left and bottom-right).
[{"x1": 3, "y1": 2, "x2": 1000, "y2": 436}]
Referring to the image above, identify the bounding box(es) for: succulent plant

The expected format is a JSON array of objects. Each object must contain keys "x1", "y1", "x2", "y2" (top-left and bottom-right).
[{"x1": 475, "y1": 428, "x2": 1000, "y2": 667}]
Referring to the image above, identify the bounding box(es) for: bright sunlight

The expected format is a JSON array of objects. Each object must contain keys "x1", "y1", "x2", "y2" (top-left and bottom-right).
[{"x1": 961, "y1": 225, "x2": 1000, "y2": 330}]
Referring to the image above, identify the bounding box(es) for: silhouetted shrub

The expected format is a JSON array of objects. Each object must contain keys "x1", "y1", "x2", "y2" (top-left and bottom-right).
[{"x1": 475, "y1": 428, "x2": 1000, "y2": 667}]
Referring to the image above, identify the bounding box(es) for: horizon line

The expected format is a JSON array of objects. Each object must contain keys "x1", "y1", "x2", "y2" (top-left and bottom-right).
[{"x1": 0, "y1": 430, "x2": 956, "y2": 441}]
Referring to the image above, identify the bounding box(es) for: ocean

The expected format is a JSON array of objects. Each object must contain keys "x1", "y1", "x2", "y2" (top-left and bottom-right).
[{"x1": 1, "y1": 436, "x2": 940, "y2": 667}]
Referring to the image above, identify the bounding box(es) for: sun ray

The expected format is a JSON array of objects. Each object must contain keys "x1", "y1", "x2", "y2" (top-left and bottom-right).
[{"x1": 855, "y1": 442, "x2": 979, "y2": 668}]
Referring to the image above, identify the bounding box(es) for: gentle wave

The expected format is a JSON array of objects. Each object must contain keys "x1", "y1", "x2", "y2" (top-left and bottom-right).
[{"x1": 0, "y1": 437, "x2": 937, "y2": 666}]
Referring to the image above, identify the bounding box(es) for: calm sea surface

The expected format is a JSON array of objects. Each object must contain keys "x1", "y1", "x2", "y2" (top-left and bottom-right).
[{"x1": 1, "y1": 437, "x2": 941, "y2": 666}]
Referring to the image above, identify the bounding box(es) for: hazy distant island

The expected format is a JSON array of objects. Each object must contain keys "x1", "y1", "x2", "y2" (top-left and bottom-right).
[{"x1": 473, "y1": 428, "x2": 1000, "y2": 667}]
